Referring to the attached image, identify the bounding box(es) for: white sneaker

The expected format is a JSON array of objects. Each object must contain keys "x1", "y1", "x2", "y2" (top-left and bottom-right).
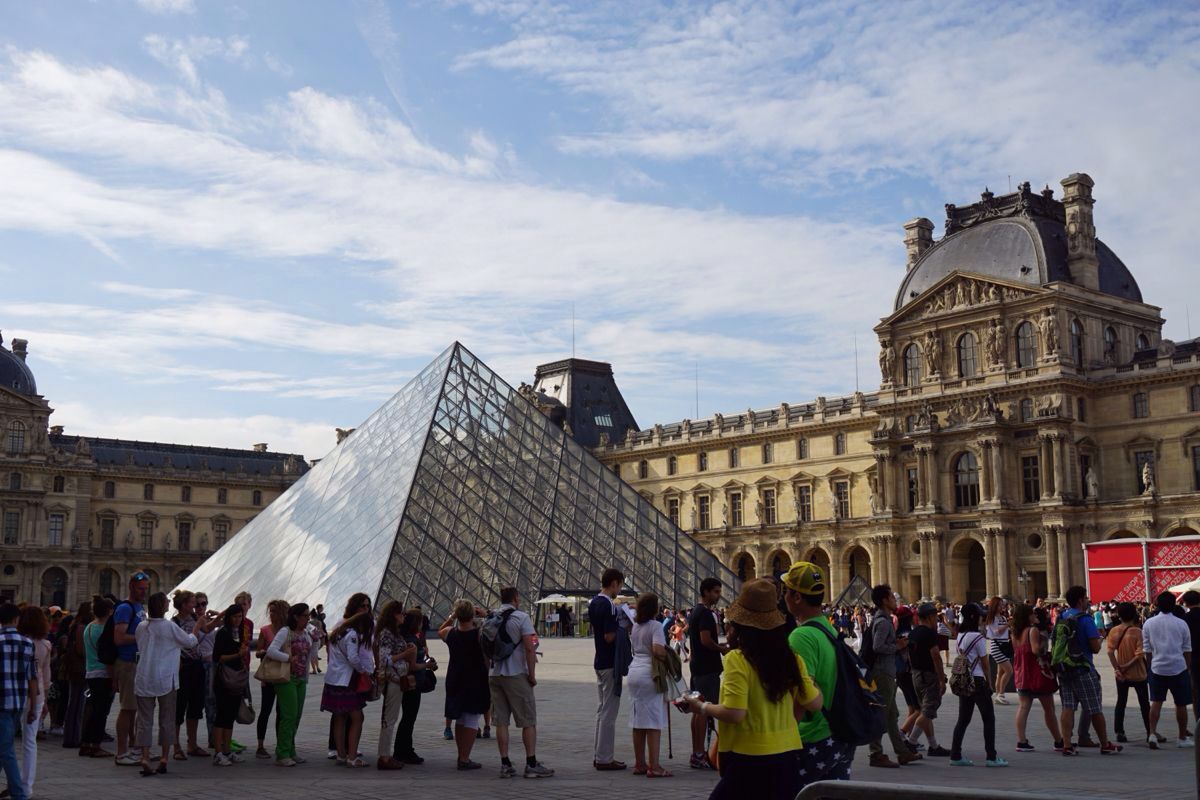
[
  {"x1": 1179, "y1": 738, "x2": 1195, "y2": 748},
  {"x1": 229, "y1": 751, "x2": 245, "y2": 763},
  {"x1": 327, "y1": 749, "x2": 337, "y2": 760},
  {"x1": 213, "y1": 753, "x2": 232, "y2": 767}
]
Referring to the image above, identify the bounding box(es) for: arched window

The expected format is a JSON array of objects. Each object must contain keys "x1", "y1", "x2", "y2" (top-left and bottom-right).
[
  {"x1": 1104, "y1": 326, "x2": 1118, "y2": 363},
  {"x1": 1069, "y1": 318, "x2": 1084, "y2": 365},
  {"x1": 638, "y1": 460, "x2": 648, "y2": 480},
  {"x1": 729, "y1": 448, "x2": 739, "y2": 468},
  {"x1": 797, "y1": 438, "x2": 808, "y2": 459},
  {"x1": 761, "y1": 443, "x2": 772, "y2": 464},
  {"x1": 252, "y1": 490, "x2": 262, "y2": 507},
  {"x1": 957, "y1": 332, "x2": 978, "y2": 378},
  {"x1": 52, "y1": 475, "x2": 64, "y2": 493},
  {"x1": 834, "y1": 432, "x2": 847, "y2": 455},
  {"x1": 1136, "y1": 332, "x2": 1150, "y2": 351},
  {"x1": 1020, "y1": 398, "x2": 1034, "y2": 422},
  {"x1": 667, "y1": 456, "x2": 677, "y2": 476},
  {"x1": 954, "y1": 452, "x2": 980, "y2": 509},
  {"x1": 1016, "y1": 321, "x2": 1037, "y2": 367},
  {"x1": 903, "y1": 344, "x2": 922, "y2": 386},
  {"x1": 698, "y1": 451, "x2": 708, "y2": 471},
  {"x1": 6, "y1": 421, "x2": 24, "y2": 454},
  {"x1": 103, "y1": 480, "x2": 115, "y2": 499}
]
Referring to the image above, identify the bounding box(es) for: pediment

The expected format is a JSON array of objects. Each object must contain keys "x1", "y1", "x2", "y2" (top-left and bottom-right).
[
  {"x1": 881, "y1": 272, "x2": 1043, "y2": 327},
  {"x1": 824, "y1": 466, "x2": 855, "y2": 479},
  {"x1": 0, "y1": 386, "x2": 46, "y2": 411},
  {"x1": 686, "y1": 482, "x2": 714, "y2": 493},
  {"x1": 787, "y1": 470, "x2": 818, "y2": 483}
]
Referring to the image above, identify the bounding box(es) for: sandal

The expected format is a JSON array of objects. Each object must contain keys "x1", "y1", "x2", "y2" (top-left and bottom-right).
[
  {"x1": 187, "y1": 747, "x2": 209, "y2": 758},
  {"x1": 156, "y1": 763, "x2": 167, "y2": 774},
  {"x1": 632, "y1": 765, "x2": 648, "y2": 776},
  {"x1": 349, "y1": 757, "x2": 370, "y2": 768},
  {"x1": 139, "y1": 763, "x2": 155, "y2": 777},
  {"x1": 646, "y1": 767, "x2": 673, "y2": 778},
  {"x1": 173, "y1": 751, "x2": 188, "y2": 761}
]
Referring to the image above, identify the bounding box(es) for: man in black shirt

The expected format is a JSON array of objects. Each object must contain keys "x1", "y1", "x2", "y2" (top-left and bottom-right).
[
  {"x1": 1182, "y1": 590, "x2": 1200, "y2": 724},
  {"x1": 589, "y1": 568, "x2": 626, "y2": 771},
  {"x1": 686, "y1": 577, "x2": 727, "y2": 770},
  {"x1": 906, "y1": 604, "x2": 950, "y2": 756}
]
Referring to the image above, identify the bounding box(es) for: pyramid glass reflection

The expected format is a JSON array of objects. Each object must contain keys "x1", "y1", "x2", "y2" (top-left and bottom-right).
[{"x1": 180, "y1": 343, "x2": 736, "y2": 615}]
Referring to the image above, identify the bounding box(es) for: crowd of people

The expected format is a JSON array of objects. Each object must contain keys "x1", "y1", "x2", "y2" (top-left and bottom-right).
[{"x1": 0, "y1": 565, "x2": 1195, "y2": 799}]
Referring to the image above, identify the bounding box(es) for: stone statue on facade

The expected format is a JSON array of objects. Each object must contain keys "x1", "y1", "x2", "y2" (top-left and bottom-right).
[
  {"x1": 869, "y1": 488, "x2": 880, "y2": 515},
  {"x1": 755, "y1": 499, "x2": 764, "y2": 524},
  {"x1": 793, "y1": 490, "x2": 803, "y2": 525},
  {"x1": 924, "y1": 330, "x2": 942, "y2": 375},
  {"x1": 828, "y1": 491, "x2": 840, "y2": 520},
  {"x1": 1085, "y1": 468, "x2": 1099, "y2": 499},
  {"x1": 200, "y1": 532, "x2": 209, "y2": 551},
  {"x1": 984, "y1": 321, "x2": 1002, "y2": 367},
  {"x1": 721, "y1": 501, "x2": 728, "y2": 528},
  {"x1": 1039, "y1": 309, "x2": 1059, "y2": 355},
  {"x1": 879, "y1": 340, "x2": 896, "y2": 382},
  {"x1": 163, "y1": 532, "x2": 172, "y2": 550},
  {"x1": 124, "y1": 530, "x2": 134, "y2": 549},
  {"x1": 690, "y1": 507, "x2": 697, "y2": 530},
  {"x1": 1142, "y1": 461, "x2": 1156, "y2": 495}
]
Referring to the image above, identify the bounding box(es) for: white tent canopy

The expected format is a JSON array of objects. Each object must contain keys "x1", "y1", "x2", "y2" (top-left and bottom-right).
[
  {"x1": 1168, "y1": 577, "x2": 1200, "y2": 594},
  {"x1": 536, "y1": 594, "x2": 570, "y2": 605}
]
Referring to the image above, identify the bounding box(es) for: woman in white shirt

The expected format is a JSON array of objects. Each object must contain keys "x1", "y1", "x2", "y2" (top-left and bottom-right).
[
  {"x1": 626, "y1": 593, "x2": 671, "y2": 778},
  {"x1": 134, "y1": 592, "x2": 199, "y2": 776},
  {"x1": 264, "y1": 603, "x2": 314, "y2": 766},
  {"x1": 985, "y1": 597, "x2": 1013, "y2": 705},
  {"x1": 320, "y1": 610, "x2": 375, "y2": 767},
  {"x1": 950, "y1": 602, "x2": 1006, "y2": 768}
]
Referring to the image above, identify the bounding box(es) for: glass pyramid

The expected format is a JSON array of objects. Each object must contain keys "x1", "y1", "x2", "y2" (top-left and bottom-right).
[{"x1": 180, "y1": 343, "x2": 737, "y2": 616}]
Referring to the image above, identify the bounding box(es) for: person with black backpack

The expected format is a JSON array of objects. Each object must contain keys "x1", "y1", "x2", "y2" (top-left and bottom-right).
[{"x1": 783, "y1": 562, "x2": 857, "y2": 787}]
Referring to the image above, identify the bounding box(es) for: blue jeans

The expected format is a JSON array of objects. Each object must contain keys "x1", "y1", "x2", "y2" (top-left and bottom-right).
[{"x1": 0, "y1": 709, "x2": 27, "y2": 800}]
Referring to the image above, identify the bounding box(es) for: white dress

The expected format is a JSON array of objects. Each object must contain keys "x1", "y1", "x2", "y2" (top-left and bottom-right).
[{"x1": 627, "y1": 621, "x2": 667, "y2": 730}]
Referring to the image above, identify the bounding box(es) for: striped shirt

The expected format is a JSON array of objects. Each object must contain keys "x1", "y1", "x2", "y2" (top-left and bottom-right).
[{"x1": 0, "y1": 626, "x2": 35, "y2": 711}]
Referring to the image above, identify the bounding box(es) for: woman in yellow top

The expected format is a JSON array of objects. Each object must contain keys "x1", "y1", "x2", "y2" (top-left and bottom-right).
[{"x1": 685, "y1": 578, "x2": 823, "y2": 800}]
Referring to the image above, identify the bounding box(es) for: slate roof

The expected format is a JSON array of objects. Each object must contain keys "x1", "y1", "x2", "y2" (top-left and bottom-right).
[{"x1": 49, "y1": 433, "x2": 309, "y2": 477}]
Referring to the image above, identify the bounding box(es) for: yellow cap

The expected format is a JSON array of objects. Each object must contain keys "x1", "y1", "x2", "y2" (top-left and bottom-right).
[{"x1": 782, "y1": 562, "x2": 826, "y2": 597}]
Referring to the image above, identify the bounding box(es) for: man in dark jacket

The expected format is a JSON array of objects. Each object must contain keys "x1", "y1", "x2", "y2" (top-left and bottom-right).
[{"x1": 1182, "y1": 590, "x2": 1200, "y2": 725}]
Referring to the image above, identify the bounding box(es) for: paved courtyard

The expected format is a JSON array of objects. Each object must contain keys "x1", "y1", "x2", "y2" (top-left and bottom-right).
[{"x1": 28, "y1": 638, "x2": 1194, "y2": 800}]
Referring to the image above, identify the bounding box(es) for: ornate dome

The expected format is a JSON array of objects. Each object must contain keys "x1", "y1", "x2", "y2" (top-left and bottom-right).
[
  {"x1": 894, "y1": 181, "x2": 1141, "y2": 311},
  {"x1": 0, "y1": 335, "x2": 37, "y2": 396}
]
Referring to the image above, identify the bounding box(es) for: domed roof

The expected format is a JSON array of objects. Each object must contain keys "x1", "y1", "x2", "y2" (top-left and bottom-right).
[
  {"x1": 0, "y1": 337, "x2": 37, "y2": 396},
  {"x1": 894, "y1": 185, "x2": 1141, "y2": 311}
]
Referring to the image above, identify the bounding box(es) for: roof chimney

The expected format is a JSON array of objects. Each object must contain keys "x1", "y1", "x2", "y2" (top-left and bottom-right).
[
  {"x1": 1060, "y1": 173, "x2": 1099, "y2": 291},
  {"x1": 252, "y1": 443, "x2": 268, "y2": 452},
  {"x1": 903, "y1": 218, "x2": 934, "y2": 270},
  {"x1": 11, "y1": 339, "x2": 28, "y2": 362}
]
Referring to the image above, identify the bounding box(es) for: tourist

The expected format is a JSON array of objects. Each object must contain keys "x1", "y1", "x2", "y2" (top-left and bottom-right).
[
  {"x1": 230, "y1": 591, "x2": 255, "y2": 755},
  {"x1": 0, "y1": 603, "x2": 36, "y2": 800},
  {"x1": 60, "y1": 601, "x2": 92, "y2": 750},
  {"x1": 194, "y1": 592, "x2": 219, "y2": 751},
  {"x1": 589, "y1": 567, "x2": 626, "y2": 771},
  {"x1": 375, "y1": 600, "x2": 414, "y2": 770},
  {"x1": 905, "y1": 603, "x2": 951, "y2": 757},
  {"x1": 211, "y1": 604, "x2": 250, "y2": 766},
  {"x1": 263, "y1": 602, "x2": 314, "y2": 766},
  {"x1": 895, "y1": 607, "x2": 921, "y2": 746},
  {"x1": 561, "y1": 604, "x2": 573, "y2": 638},
  {"x1": 253, "y1": 599, "x2": 289, "y2": 759},
  {"x1": 1012, "y1": 603, "x2": 1061, "y2": 752},
  {"x1": 112, "y1": 571, "x2": 150, "y2": 766},
  {"x1": 948, "y1": 602, "x2": 1005, "y2": 767},
  {"x1": 985, "y1": 597, "x2": 1013, "y2": 705},
  {"x1": 80, "y1": 597, "x2": 114, "y2": 758},
  {"x1": 684, "y1": 578, "x2": 822, "y2": 800},
  {"x1": 1057, "y1": 585, "x2": 1121, "y2": 755},
  {"x1": 133, "y1": 591, "x2": 199, "y2": 776},
  {"x1": 488, "y1": 586, "x2": 552, "y2": 779},
  {"x1": 866, "y1": 584, "x2": 919, "y2": 768},
  {"x1": 1143, "y1": 591, "x2": 1194, "y2": 749},
  {"x1": 438, "y1": 600, "x2": 489, "y2": 770},
  {"x1": 171, "y1": 590, "x2": 216, "y2": 760},
  {"x1": 671, "y1": 611, "x2": 690, "y2": 662},
  {"x1": 307, "y1": 607, "x2": 325, "y2": 675},
  {"x1": 1105, "y1": 602, "x2": 1150, "y2": 744},
  {"x1": 783, "y1": 562, "x2": 858, "y2": 787},
  {"x1": 325, "y1": 593, "x2": 371, "y2": 759},
  {"x1": 391, "y1": 608, "x2": 433, "y2": 766},
  {"x1": 937, "y1": 603, "x2": 955, "y2": 666},
  {"x1": 1181, "y1": 590, "x2": 1200, "y2": 727},
  {"x1": 687, "y1": 577, "x2": 728, "y2": 770},
  {"x1": 321, "y1": 610, "x2": 374, "y2": 767},
  {"x1": 16, "y1": 607, "x2": 49, "y2": 796},
  {"x1": 627, "y1": 592, "x2": 671, "y2": 778}
]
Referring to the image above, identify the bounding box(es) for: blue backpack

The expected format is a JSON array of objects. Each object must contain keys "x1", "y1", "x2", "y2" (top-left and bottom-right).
[{"x1": 803, "y1": 620, "x2": 886, "y2": 747}]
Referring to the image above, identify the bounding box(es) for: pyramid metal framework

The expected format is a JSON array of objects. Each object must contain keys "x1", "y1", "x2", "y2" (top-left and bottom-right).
[{"x1": 179, "y1": 343, "x2": 737, "y2": 615}]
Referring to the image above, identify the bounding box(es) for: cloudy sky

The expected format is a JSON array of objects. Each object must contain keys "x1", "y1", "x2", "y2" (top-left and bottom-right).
[{"x1": 2, "y1": 1, "x2": 1197, "y2": 461}]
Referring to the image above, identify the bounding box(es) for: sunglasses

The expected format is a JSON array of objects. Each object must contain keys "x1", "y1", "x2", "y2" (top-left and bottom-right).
[
  {"x1": 132, "y1": 572, "x2": 149, "y2": 581},
  {"x1": 197, "y1": 601, "x2": 208, "y2": 607}
]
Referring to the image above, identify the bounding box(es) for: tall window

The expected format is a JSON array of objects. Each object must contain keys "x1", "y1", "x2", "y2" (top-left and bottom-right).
[
  {"x1": 2, "y1": 512, "x2": 17, "y2": 545},
  {"x1": 954, "y1": 452, "x2": 981, "y2": 509},
  {"x1": 667, "y1": 455, "x2": 677, "y2": 476},
  {"x1": 762, "y1": 489, "x2": 776, "y2": 525},
  {"x1": 698, "y1": 451, "x2": 708, "y2": 472},
  {"x1": 217, "y1": 487, "x2": 228, "y2": 504},
  {"x1": 729, "y1": 448, "x2": 739, "y2": 468},
  {"x1": 47, "y1": 514, "x2": 64, "y2": 546},
  {"x1": 797, "y1": 437, "x2": 808, "y2": 459},
  {"x1": 1069, "y1": 318, "x2": 1084, "y2": 364},
  {"x1": 181, "y1": 485, "x2": 192, "y2": 503},
  {"x1": 1020, "y1": 398, "x2": 1034, "y2": 422},
  {"x1": 1021, "y1": 455, "x2": 1041, "y2": 503},
  {"x1": 906, "y1": 467, "x2": 919, "y2": 512},
  {"x1": 8, "y1": 473, "x2": 20, "y2": 491},
  {"x1": 140, "y1": 519, "x2": 154, "y2": 549},
  {"x1": 1136, "y1": 333, "x2": 1150, "y2": 351},
  {"x1": 666, "y1": 498, "x2": 680, "y2": 528},
  {"x1": 957, "y1": 332, "x2": 978, "y2": 378},
  {"x1": 1016, "y1": 322, "x2": 1037, "y2": 367},
  {"x1": 98, "y1": 569, "x2": 115, "y2": 597},
  {"x1": 1104, "y1": 326, "x2": 1118, "y2": 362},
  {"x1": 638, "y1": 460, "x2": 648, "y2": 480},
  {"x1": 103, "y1": 481, "x2": 115, "y2": 499},
  {"x1": 1193, "y1": 447, "x2": 1200, "y2": 491},
  {"x1": 834, "y1": 432, "x2": 847, "y2": 455},
  {"x1": 796, "y1": 485, "x2": 813, "y2": 522},
  {"x1": 761, "y1": 443, "x2": 772, "y2": 464},
  {"x1": 730, "y1": 492, "x2": 743, "y2": 527},
  {"x1": 698, "y1": 495, "x2": 710, "y2": 529},
  {"x1": 7, "y1": 422, "x2": 24, "y2": 453},
  {"x1": 834, "y1": 481, "x2": 850, "y2": 519},
  {"x1": 143, "y1": 483, "x2": 154, "y2": 501},
  {"x1": 1135, "y1": 451, "x2": 1154, "y2": 494},
  {"x1": 905, "y1": 415, "x2": 916, "y2": 433},
  {"x1": 214, "y1": 521, "x2": 229, "y2": 548},
  {"x1": 1077, "y1": 397, "x2": 1086, "y2": 422},
  {"x1": 904, "y1": 344, "x2": 922, "y2": 386},
  {"x1": 52, "y1": 475, "x2": 65, "y2": 493},
  {"x1": 1191, "y1": 385, "x2": 1200, "y2": 413},
  {"x1": 252, "y1": 490, "x2": 262, "y2": 506},
  {"x1": 178, "y1": 521, "x2": 191, "y2": 551},
  {"x1": 1132, "y1": 392, "x2": 1149, "y2": 419},
  {"x1": 100, "y1": 518, "x2": 115, "y2": 549}
]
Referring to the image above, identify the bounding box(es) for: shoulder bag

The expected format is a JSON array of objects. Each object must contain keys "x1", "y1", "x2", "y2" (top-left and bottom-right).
[{"x1": 254, "y1": 632, "x2": 292, "y2": 684}]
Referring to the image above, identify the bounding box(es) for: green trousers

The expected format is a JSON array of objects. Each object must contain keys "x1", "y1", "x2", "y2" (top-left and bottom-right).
[{"x1": 273, "y1": 678, "x2": 307, "y2": 760}]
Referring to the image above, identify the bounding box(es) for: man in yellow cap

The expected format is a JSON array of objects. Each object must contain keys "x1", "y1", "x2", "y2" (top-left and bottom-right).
[{"x1": 783, "y1": 562, "x2": 855, "y2": 787}]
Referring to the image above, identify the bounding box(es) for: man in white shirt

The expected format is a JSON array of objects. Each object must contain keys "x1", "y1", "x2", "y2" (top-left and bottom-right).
[
  {"x1": 1142, "y1": 591, "x2": 1194, "y2": 749},
  {"x1": 489, "y1": 587, "x2": 553, "y2": 779}
]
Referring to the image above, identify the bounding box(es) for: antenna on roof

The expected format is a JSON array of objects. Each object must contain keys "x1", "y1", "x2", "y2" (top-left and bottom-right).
[
  {"x1": 695, "y1": 362, "x2": 700, "y2": 419},
  {"x1": 571, "y1": 302, "x2": 576, "y2": 359},
  {"x1": 1188, "y1": 305, "x2": 1193, "y2": 340},
  {"x1": 1008, "y1": 174, "x2": 1012, "y2": 193},
  {"x1": 853, "y1": 333, "x2": 860, "y2": 393}
]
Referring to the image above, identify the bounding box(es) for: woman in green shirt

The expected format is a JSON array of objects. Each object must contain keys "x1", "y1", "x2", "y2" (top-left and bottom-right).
[
  {"x1": 80, "y1": 596, "x2": 114, "y2": 758},
  {"x1": 685, "y1": 578, "x2": 823, "y2": 800}
]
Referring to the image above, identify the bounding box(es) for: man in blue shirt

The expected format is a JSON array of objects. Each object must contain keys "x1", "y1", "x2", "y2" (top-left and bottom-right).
[
  {"x1": 112, "y1": 571, "x2": 149, "y2": 766},
  {"x1": 1058, "y1": 585, "x2": 1121, "y2": 755},
  {"x1": 589, "y1": 568, "x2": 626, "y2": 771}
]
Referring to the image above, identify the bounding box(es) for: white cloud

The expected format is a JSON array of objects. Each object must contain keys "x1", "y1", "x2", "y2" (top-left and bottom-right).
[
  {"x1": 262, "y1": 52, "x2": 293, "y2": 78},
  {"x1": 142, "y1": 34, "x2": 250, "y2": 88},
  {"x1": 136, "y1": 0, "x2": 195, "y2": 14}
]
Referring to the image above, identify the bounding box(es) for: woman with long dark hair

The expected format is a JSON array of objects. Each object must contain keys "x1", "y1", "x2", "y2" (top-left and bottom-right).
[
  {"x1": 61, "y1": 601, "x2": 92, "y2": 750},
  {"x1": 325, "y1": 593, "x2": 372, "y2": 759},
  {"x1": 264, "y1": 602, "x2": 314, "y2": 766},
  {"x1": 253, "y1": 599, "x2": 290, "y2": 759},
  {"x1": 950, "y1": 602, "x2": 1007, "y2": 767},
  {"x1": 375, "y1": 600, "x2": 414, "y2": 770},
  {"x1": 322, "y1": 610, "x2": 375, "y2": 767},
  {"x1": 391, "y1": 608, "x2": 435, "y2": 765},
  {"x1": 1011, "y1": 603, "x2": 1062, "y2": 752},
  {"x1": 685, "y1": 579, "x2": 822, "y2": 800},
  {"x1": 627, "y1": 592, "x2": 670, "y2": 777},
  {"x1": 985, "y1": 597, "x2": 1013, "y2": 705},
  {"x1": 211, "y1": 604, "x2": 249, "y2": 766}
]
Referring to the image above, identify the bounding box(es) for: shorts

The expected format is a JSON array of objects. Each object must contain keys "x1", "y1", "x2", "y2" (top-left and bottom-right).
[
  {"x1": 115, "y1": 659, "x2": 138, "y2": 711},
  {"x1": 897, "y1": 671, "x2": 918, "y2": 710},
  {"x1": 937, "y1": 634, "x2": 950, "y2": 652},
  {"x1": 911, "y1": 670, "x2": 943, "y2": 719},
  {"x1": 1058, "y1": 667, "x2": 1103, "y2": 715},
  {"x1": 690, "y1": 671, "x2": 721, "y2": 704},
  {"x1": 989, "y1": 639, "x2": 1014, "y2": 664},
  {"x1": 1017, "y1": 689, "x2": 1055, "y2": 698},
  {"x1": 797, "y1": 736, "x2": 853, "y2": 786},
  {"x1": 1149, "y1": 670, "x2": 1194, "y2": 705},
  {"x1": 489, "y1": 675, "x2": 536, "y2": 728},
  {"x1": 455, "y1": 712, "x2": 482, "y2": 730}
]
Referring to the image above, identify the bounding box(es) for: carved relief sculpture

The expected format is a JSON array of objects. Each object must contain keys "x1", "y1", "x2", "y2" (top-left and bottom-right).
[
  {"x1": 1142, "y1": 461, "x2": 1156, "y2": 495},
  {"x1": 923, "y1": 330, "x2": 943, "y2": 376},
  {"x1": 1085, "y1": 468, "x2": 1099, "y2": 499},
  {"x1": 879, "y1": 340, "x2": 896, "y2": 382},
  {"x1": 1038, "y1": 309, "x2": 1059, "y2": 355},
  {"x1": 984, "y1": 320, "x2": 1006, "y2": 368}
]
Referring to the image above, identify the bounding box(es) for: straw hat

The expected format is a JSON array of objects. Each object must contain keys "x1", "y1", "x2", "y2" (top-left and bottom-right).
[{"x1": 725, "y1": 578, "x2": 785, "y2": 630}]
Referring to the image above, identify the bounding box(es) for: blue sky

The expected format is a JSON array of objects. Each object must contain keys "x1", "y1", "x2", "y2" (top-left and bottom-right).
[{"x1": 1, "y1": 0, "x2": 1198, "y2": 460}]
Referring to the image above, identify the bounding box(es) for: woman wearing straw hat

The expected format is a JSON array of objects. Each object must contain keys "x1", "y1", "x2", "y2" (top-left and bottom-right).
[{"x1": 684, "y1": 578, "x2": 823, "y2": 800}]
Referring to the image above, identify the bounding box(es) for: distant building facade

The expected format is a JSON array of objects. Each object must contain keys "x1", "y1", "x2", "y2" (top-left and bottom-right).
[
  {"x1": 590, "y1": 174, "x2": 1200, "y2": 603},
  {"x1": 0, "y1": 335, "x2": 308, "y2": 607}
]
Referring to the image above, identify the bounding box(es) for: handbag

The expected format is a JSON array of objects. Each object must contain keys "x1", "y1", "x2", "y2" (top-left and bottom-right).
[
  {"x1": 254, "y1": 656, "x2": 291, "y2": 685},
  {"x1": 414, "y1": 668, "x2": 437, "y2": 694},
  {"x1": 219, "y1": 662, "x2": 249, "y2": 693},
  {"x1": 236, "y1": 696, "x2": 256, "y2": 725},
  {"x1": 353, "y1": 669, "x2": 380, "y2": 701}
]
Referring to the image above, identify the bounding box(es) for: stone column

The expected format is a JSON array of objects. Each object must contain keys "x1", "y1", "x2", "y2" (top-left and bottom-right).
[
  {"x1": 915, "y1": 447, "x2": 928, "y2": 508},
  {"x1": 919, "y1": 533, "x2": 933, "y2": 600},
  {"x1": 1056, "y1": 525, "x2": 1071, "y2": 594},
  {"x1": 991, "y1": 440, "x2": 1005, "y2": 503},
  {"x1": 1057, "y1": 435, "x2": 1071, "y2": 498},
  {"x1": 1039, "y1": 437, "x2": 1052, "y2": 498},
  {"x1": 994, "y1": 529, "x2": 1010, "y2": 597},
  {"x1": 930, "y1": 533, "x2": 946, "y2": 600},
  {"x1": 1051, "y1": 434, "x2": 1065, "y2": 499},
  {"x1": 1045, "y1": 526, "x2": 1061, "y2": 599},
  {"x1": 829, "y1": 546, "x2": 847, "y2": 601},
  {"x1": 983, "y1": 529, "x2": 997, "y2": 598},
  {"x1": 979, "y1": 441, "x2": 994, "y2": 502},
  {"x1": 884, "y1": 455, "x2": 897, "y2": 513},
  {"x1": 925, "y1": 447, "x2": 940, "y2": 509},
  {"x1": 884, "y1": 536, "x2": 900, "y2": 590}
]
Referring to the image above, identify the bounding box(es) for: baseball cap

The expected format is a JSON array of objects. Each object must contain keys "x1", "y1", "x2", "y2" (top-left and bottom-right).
[{"x1": 783, "y1": 562, "x2": 826, "y2": 596}]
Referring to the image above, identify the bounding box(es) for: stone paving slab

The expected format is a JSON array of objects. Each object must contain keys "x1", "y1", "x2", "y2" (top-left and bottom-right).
[{"x1": 28, "y1": 638, "x2": 1195, "y2": 799}]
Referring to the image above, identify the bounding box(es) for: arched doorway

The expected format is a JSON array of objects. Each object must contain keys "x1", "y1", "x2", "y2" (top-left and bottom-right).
[
  {"x1": 767, "y1": 549, "x2": 792, "y2": 580},
  {"x1": 950, "y1": 538, "x2": 987, "y2": 603},
  {"x1": 1106, "y1": 529, "x2": 1140, "y2": 540},
  {"x1": 1163, "y1": 527, "x2": 1198, "y2": 538},
  {"x1": 846, "y1": 545, "x2": 871, "y2": 585},
  {"x1": 40, "y1": 567, "x2": 68, "y2": 608},
  {"x1": 733, "y1": 552, "x2": 756, "y2": 581}
]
